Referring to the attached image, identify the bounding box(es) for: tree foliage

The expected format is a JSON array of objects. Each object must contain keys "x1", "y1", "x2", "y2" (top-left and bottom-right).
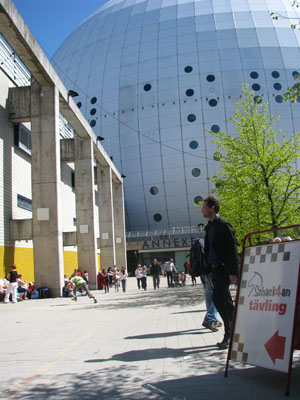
[{"x1": 206, "y1": 85, "x2": 300, "y2": 245}]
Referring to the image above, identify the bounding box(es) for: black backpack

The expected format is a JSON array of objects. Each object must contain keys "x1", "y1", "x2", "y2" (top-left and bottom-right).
[{"x1": 190, "y1": 240, "x2": 210, "y2": 277}]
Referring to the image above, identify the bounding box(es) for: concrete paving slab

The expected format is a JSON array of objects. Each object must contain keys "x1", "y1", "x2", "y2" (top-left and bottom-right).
[{"x1": 1, "y1": 277, "x2": 300, "y2": 399}]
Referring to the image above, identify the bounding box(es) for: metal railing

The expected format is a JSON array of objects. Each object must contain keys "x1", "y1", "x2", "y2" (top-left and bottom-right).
[{"x1": 126, "y1": 225, "x2": 204, "y2": 241}]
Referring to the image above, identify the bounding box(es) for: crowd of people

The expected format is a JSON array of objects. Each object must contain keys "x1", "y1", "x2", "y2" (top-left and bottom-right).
[{"x1": 0, "y1": 265, "x2": 35, "y2": 303}]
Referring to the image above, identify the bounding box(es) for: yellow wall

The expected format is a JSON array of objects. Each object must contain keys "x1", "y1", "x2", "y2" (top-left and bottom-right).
[
  {"x1": 1, "y1": 246, "x2": 101, "y2": 282},
  {"x1": 0, "y1": 245, "x2": 34, "y2": 282}
]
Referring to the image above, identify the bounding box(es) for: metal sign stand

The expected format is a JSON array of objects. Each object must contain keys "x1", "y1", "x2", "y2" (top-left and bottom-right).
[{"x1": 225, "y1": 225, "x2": 300, "y2": 396}]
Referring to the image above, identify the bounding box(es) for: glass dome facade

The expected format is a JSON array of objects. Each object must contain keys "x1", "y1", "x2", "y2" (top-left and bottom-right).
[{"x1": 52, "y1": 0, "x2": 300, "y2": 231}]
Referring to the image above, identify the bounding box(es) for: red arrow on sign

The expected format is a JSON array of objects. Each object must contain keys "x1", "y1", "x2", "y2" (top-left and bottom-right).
[{"x1": 264, "y1": 330, "x2": 286, "y2": 364}]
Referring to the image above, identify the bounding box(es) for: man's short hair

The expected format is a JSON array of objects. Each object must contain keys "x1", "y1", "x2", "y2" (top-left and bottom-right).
[{"x1": 204, "y1": 196, "x2": 220, "y2": 213}]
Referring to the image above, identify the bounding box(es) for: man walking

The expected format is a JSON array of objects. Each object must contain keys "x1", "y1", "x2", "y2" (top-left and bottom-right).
[
  {"x1": 164, "y1": 258, "x2": 177, "y2": 287},
  {"x1": 201, "y1": 196, "x2": 238, "y2": 349},
  {"x1": 70, "y1": 275, "x2": 97, "y2": 303},
  {"x1": 150, "y1": 258, "x2": 161, "y2": 289}
]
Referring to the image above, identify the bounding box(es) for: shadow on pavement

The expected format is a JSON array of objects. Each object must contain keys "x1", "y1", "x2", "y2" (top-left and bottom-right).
[{"x1": 124, "y1": 328, "x2": 207, "y2": 340}]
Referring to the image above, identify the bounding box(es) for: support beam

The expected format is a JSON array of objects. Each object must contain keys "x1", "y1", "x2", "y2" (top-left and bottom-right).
[
  {"x1": 74, "y1": 135, "x2": 98, "y2": 289},
  {"x1": 97, "y1": 165, "x2": 116, "y2": 269},
  {"x1": 30, "y1": 82, "x2": 64, "y2": 297},
  {"x1": 113, "y1": 180, "x2": 127, "y2": 268}
]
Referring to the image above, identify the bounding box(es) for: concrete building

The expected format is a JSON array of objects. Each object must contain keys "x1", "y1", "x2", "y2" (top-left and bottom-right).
[{"x1": 0, "y1": 0, "x2": 126, "y2": 295}]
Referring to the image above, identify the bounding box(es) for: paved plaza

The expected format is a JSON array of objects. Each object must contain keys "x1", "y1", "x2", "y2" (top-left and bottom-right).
[{"x1": 1, "y1": 277, "x2": 300, "y2": 400}]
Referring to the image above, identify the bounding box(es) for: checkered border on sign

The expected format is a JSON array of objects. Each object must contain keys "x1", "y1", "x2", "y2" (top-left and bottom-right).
[
  {"x1": 243, "y1": 243, "x2": 290, "y2": 272},
  {"x1": 230, "y1": 333, "x2": 248, "y2": 363}
]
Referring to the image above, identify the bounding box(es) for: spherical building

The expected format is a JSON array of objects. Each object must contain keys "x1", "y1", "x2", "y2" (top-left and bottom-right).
[{"x1": 52, "y1": 0, "x2": 300, "y2": 232}]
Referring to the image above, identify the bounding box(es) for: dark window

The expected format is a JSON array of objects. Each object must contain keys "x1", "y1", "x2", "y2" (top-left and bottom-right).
[
  {"x1": 213, "y1": 152, "x2": 221, "y2": 161},
  {"x1": 144, "y1": 83, "x2": 152, "y2": 91},
  {"x1": 275, "y1": 95, "x2": 283, "y2": 103},
  {"x1": 77, "y1": 101, "x2": 82, "y2": 108},
  {"x1": 150, "y1": 186, "x2": 158, "y2": 195},
  {"x1": 209, "y1": 99, "x2": 218, "y2": 107},
  {"x1": 91, "y1": 97, "x2": 97, "y2": 104},
  {"x1": 297, "y1": 96, "x2": 300, "y2": 103},
  {"x1": 71, "y1": 171, "x2": 75, "y2": 188},
  {"x1": 73, "y1": 218, "x2": 77, "y2": 227},
  {"x1": 184, "y1": 66, "x2": 193, "y2": 73},
  {"x1": 187, "y1": 114, "x2": 196, "y2": 122},
  {"x1": 189, "y1": 140, "x2": 198, "y2": 149},
  {"x1": 211, "y1": 124, "x2": 220, "y2": 133},
  {"x1": 153, "y1": 213, "x2": 162, "y2": 222},
  {"x1": 90, "y1": 108, "x2": 97, "y2": 115},
  {"x1": 14, "y1": 123, "x2": 31, "y2": 156},
  {"x1": 273, "y1": 83, "x2": 282, "y2": 91},
  {"x1": 194, "y1": 196, "x2": 203, "y2": 204},
  {"x1": 292, "y1": 71, "x2": 300, "y2": 77},
  {"x1": 186, "y1": 89, "x2": 194, "y2": 97},
  {"x1": 90, "y1": 120, "x2": 96, "y2": 127},
  {"x1": 192, "y1": 168, "x2": 201, "y2": 177},
  {"x1": 253, "y1": 96, "x2": 262, "y2": 104},
  {"x1": 250, "y1": 71, "x2": 259, "y2": 79},
  {"x1": 252, "y1": 83, "x2": 260, "y2": 91},
  {"x1": 272, "y1": 71, "x2": 280, "y2": 78},
  {"x1": 206, "y1": 74, "x2": 215, "y2": 82},
  {"x1": 17, "y1": 194, "x2": 32, "y2": 211}
]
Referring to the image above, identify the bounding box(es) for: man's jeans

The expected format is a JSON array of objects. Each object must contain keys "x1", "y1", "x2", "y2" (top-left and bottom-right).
[{"x1": 203, "y1": 273, "x2": 218, "y2": 323}]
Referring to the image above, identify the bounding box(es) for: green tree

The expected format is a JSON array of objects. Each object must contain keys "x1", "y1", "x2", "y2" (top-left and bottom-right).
[{"x1": 206, "y1": 85, "x2": 300, "y2": 245}]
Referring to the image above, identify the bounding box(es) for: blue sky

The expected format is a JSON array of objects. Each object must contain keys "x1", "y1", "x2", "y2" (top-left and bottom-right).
[{"x1": 12, "y1": 0, "x2": 109, "y2": 57}]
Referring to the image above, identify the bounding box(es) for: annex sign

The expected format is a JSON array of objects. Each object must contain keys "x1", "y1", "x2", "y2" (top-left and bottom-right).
[
  {"x1": 141, "y1": 237, "x2": 199, "y2": 250},
  {"x1": 231, "y1": 241, "x2": 300, "y2": 373}
]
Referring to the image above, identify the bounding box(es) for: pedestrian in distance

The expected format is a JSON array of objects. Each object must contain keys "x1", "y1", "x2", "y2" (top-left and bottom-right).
[
  {"x1": 4, "y1": 265, "x2": 18, "y2": 304},
  {"x1": 141, "y1": 265, "x2": 148, "y2": 290},
  {"x1": 70, "y1": 275, "x2": 97, "y2": 303},
  {"x1": 164, "y1": 258, "x2": 177, "y2": 287},
  {"x1": 120, "y1": 266, "x2": 128, "y2": 293},
  {"x1": 202, "y1": 196, "x2": 238, "y2": 350},
  {"x1": 135, "y1": 264, "x2": 143, "y2": 289},
  {"x1": 150, "y1": 258, "x2": 161, "y2": 289}
]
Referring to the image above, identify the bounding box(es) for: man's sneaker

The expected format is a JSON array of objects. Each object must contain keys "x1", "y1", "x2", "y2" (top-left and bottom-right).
[
  {"x1": 202, "y1": 321, "x2": 219, "y2": 332},
  {"x1": 216, "y1": 321, "x2": 222, "y2": 327},
  {"x1": 94, "y1": 298, "x2": 97, "y2": 303}
]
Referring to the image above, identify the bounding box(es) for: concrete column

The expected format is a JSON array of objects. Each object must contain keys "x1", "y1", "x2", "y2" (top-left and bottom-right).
[
  {"x1": 30, "y1": 82, "x2": 64, "y2": 297},
  {"x1": 74, "y1": 135, "x2": 98, "y2": 289},
  {"x1": 113, "y1": 181, "x2": 127, "y2": 267},
  {"x1": 97, "y1": 165, "x2": 116, "y2": 269}
]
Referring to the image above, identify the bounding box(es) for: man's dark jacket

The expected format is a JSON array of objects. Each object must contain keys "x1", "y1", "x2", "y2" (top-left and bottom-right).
[
  {"x1": 204, "y1": 216, "x2": 239, "y2": 276},
  {"x1": 150, "y1": 263, "x2": 161, "y2": 276}
]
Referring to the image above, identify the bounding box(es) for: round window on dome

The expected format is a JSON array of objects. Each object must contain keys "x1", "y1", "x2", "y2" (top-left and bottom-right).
[
  {"x1": 191, "y1": 168, "x2": 201, "y2": 177},
  {"x1": 90, "y1": 120, "x2": 96, "y2": 127},
  {"x1": 209, "y1": 99, "x2": 218, "y2": 107},
  {"x1": 187, "y1": 114, "x2": 196, "y2": 122},
  {"x1": 153, "y1": 213, "x2": 162, "y2": 222},
  {"x1": 186, "y1": 89, "x2": 194, "y2": 97},
  {"x1": 184, "y1": 66, "x2": 193, "y2": 73},
  {"x1": 293, "y1": 71, "x2": 300, "y2": 77},
  {"x1": 90, "y1": 108, "x2": 97, "y2": 115},
  {"x1": 91, "y1": 97, "x2": 97, "y2": 104},
  {"x1": 272, "y1": 71, "x2": 280, "y2": 79},
  {"x1": 253, "y1": 96, "x2": 262, "y2": 104},
  {"x1": 252, "y1": 83, "x2": 260, "y2": 91},
  {"x1": 194, "y1": 196, "x2": 203, "y2": 205},
  {"x1": 189, "y1": 140, "x2": 198, "y2": 149},
  {"x1": 144, "y1": 83, "x2": 152, "y2": 91},
  {"x1": 250, "y1": 71, "x2": 259, "y2": 79},
  {"x1": 150, "y1": 186, "x2": 158, "y2": 195},
  {"x1": 273, "y1": 83, "x2": 282, "y2": 91},
  {"x1": 77, "y1": 101, "x2": 82, "y2": 109},
  {"x1": 211, "y1": 124, "x2": 220, "y2": 133},
  {"x1": 213, "y1": 152, "x2": 221, "y2": 161},
  {"x1": 275, "y1": 95, "x2": 283, "y2": 103},
  {"x1": 297, "y1": 96, "x2": 300, "y2": 103},
  {"x1": 206, "y1": 74, "x2": 215, "y2": 82}
]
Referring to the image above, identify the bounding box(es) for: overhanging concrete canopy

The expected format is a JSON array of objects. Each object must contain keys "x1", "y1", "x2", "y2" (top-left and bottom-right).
[{"x1": 0, "y1": 0, "x2": 122, "y2": 183}]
